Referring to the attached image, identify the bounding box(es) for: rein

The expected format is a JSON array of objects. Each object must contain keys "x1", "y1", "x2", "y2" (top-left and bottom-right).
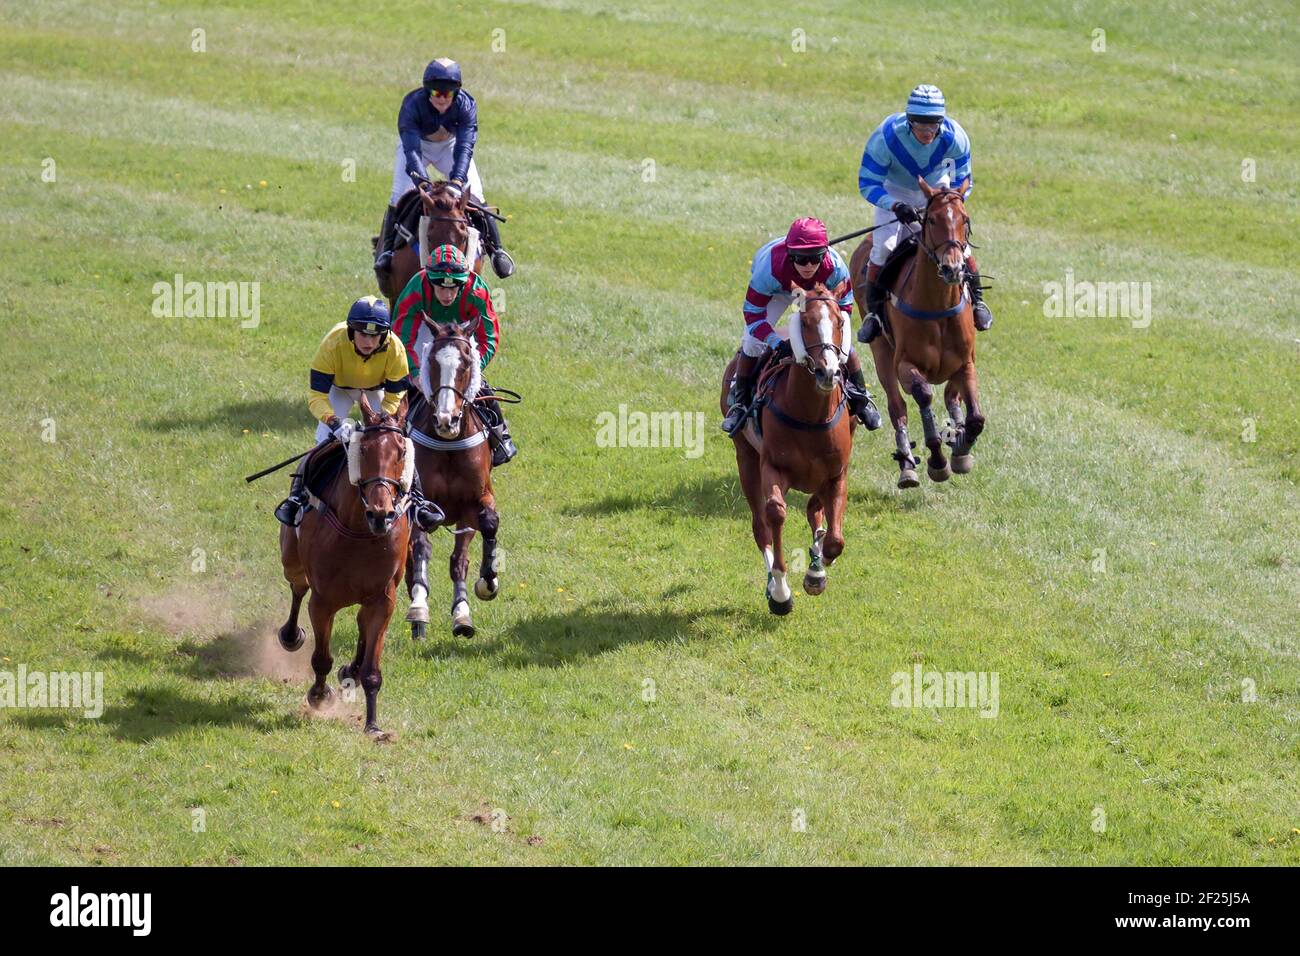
[
  {"x1": 891, "y1": 191, "x2": 971, "y2": 321},
  {"x1": 313, "y1": 422, "x2": 410, "y2": 540}
]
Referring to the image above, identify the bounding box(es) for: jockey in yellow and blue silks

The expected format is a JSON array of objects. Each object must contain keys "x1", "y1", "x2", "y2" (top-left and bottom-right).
[
  {"x1": 373, "y1": 57, "x2": 514, "y2": 280},
  {"x1": 721, "y1": 217, "x2": 880, "y2": 436},
  {"x1": 274, "y1": 296, "x2": 438, "y2": 530},
  {"x1": 855, "y1": 84, "x2": 993, "y2": 344}
]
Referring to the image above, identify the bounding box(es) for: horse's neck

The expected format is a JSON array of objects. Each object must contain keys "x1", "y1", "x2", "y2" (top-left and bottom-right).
[
  {"x1": 324, "y1": 472, "x2": 369, "y2": 532},
  {"x1": 905, "y1": 247, "x2": 962, "y2": 310},
  {"x1": 776, "y1": 359, "x2": 838, "y2": 419}
]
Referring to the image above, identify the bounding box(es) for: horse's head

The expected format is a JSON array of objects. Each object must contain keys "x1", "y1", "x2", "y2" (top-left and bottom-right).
[
  {"x1": 790, "y1": 284, "x2": 847, "y2": 394},
  {"x1": 418, "y1": 181, "x2": 471, "y2": 247},
  {"x1": 350, "y1": 393, "x2": 413, "y2": 535},
  {"x1": 419, "y1": 323, "x2": 481, "y2": 440},
  {"x1": 917, "y1": 176, "x2": 971, "y2": 286}
]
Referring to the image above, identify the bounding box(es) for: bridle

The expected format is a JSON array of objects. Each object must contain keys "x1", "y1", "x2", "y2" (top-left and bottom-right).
[
  {"x1": 354, "y1": 422, "x2": 410, "y2": 517},
  {"x1": 917, "y1": 190, "x2": 972, "y2": 280},
  {"x1": 793, "y1": 293, "x2": 847, "y2": 374}
]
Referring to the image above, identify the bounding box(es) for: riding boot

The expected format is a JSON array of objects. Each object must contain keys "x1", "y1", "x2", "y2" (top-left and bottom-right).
[
  {"x1": 721, "y1": 352, "x2": 760, "y2": 435},
  {"x1": 857, "y1": 279, "x2": 888, "y2": 344},
  {"x1": 478, "y1": 396, "x2": 518, "y2": 467},
  {"x1": 478, "y1": 209, "x2": 515, "y2": 279},
  {"x1": 844, "y1": 365, "x2": 883, "y2": 430},
  {"x1": 966, "y1": 262, "x2": 993, "y2": 331},
  {"x1": 408, "y1": 471, "x2": 442, "y2": 531},
  {"x1": 374, "y1": 204, "x2": 398, "y2": 274},
  {"x1": 274, "y1": 469, "x2": 308, "y2": 526}
]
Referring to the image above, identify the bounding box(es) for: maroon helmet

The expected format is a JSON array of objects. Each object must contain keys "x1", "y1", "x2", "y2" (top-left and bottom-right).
[{"x1": 785, "y1": 217, "x2": 829, "y2": 252}]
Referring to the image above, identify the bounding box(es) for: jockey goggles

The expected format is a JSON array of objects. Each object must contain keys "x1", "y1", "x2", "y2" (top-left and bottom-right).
[
  {"x1": 789, "y1": 249, "x2": 826, "y2": 265},
  {"x1": 428, "y1": 271, "x2": 468, "y2": 288}
]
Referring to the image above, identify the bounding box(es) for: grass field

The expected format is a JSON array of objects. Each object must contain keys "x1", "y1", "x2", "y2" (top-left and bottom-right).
[{"x1": 0, "y1": 0, "x2": 1297, "y2": 865}]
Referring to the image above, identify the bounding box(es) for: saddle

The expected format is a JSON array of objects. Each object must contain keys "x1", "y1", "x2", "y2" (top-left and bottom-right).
[
  {"x1": 302, "y1": 440, "x2": 347, "y2": 500},
  {"x1": 747, "y1": 341, "x2": 796, "y2": 438},
  {"x1": 872, "y1": 232, "x2": 920, "y2": 343}
]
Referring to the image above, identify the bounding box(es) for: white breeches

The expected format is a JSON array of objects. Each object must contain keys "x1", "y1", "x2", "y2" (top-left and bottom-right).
[
  {"x1": 390, "y1": 137, "x2": 484, "y2": 205},
  {"x1": 315, "y1": 386, "x2": 386, "y2": 442}
]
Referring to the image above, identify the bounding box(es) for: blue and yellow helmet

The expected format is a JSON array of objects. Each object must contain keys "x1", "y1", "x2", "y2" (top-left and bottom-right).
[{"x1": 346, "y1": 295, "x2": 392, "y2": 336}]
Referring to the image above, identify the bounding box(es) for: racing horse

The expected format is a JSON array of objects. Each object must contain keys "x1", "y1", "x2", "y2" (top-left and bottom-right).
[
  {"x1": 375, "y1": 178, "x2": 479, "y2": 640},
  {"x1": 849, "y1": 177, "x2": 984, "y2": 488},
  {"x1": 278, "y1": 394, "x2": 417, "y2": 737},
  {"x1": 406, "y1": 324, "x2": 501, "y2": 638},
  {"x1": 721, "y1": 283, "x2": 856, "y2": 615},
  {"x1": 376, "y1": 181, "x2": 481, "y2": 304}
]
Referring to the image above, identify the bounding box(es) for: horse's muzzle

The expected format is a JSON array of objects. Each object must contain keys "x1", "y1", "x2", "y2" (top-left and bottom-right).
[
  {"x1": 814, "y1": 368, "x2": 837, "y2": 393},
  {"x1": 366, "y1": 510, "x2": 398, "y2": 535}
]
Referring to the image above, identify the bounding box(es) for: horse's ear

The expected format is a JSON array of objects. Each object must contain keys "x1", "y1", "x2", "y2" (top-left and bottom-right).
[
  {"x1": 358, "y1": 392, "x2": 378, "y2": 425},
  {"x1": 458, "y1": 188, "x2": 471, "y2": 212},
  {"x1": 917, "y1": 176, "x2": 935, "y2": 197},
  {"x1": 953, "y1": 176, "x2": 969, "y2": 195}
]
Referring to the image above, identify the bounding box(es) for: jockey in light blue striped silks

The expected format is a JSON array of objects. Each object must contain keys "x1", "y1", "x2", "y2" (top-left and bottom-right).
[
  {"x1": 855, "y1": 84, "x2": 993, "y2": 343},
  {"x1": 721, "y1": 217, "x2": 880, "y2": 436}
]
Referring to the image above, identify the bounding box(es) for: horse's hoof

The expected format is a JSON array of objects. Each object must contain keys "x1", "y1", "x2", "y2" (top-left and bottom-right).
[
  {"x1": 803, "y1": 572, "x2": 827, "y2": 596},
  {"x1": 898, "y1": 469, "x2": 920, "y2": 489},
  {"x1": 278, "y1": 624, "x2": 305, "y2": 652},
  {"x1": 365, "y1": 724, "x2": 393, "y2": 742},
  {"x1": 410, "y1": 621, "x2": 426, "y2": 642},
  {"x1": 452, "y1": 620, "x2": 476, "y2": 639},
  {"x1": 951, "y1": 453, "x2": 974, "y2": 474},
  {"x1": 405, "y1": 605, "x2": 429, "y2": 624},
  {"x1": 306, "y1": 685, "x2": 333, "y2": 710},
  {"x1": 474, "y1": 576, "x2": 499, "y2": 601},
  {"x1": 767, "y1": 593, "x2": 795, "y2": 616},
  {"x1": 927, "y1": 462, "x2": 952, "y2": 482}
]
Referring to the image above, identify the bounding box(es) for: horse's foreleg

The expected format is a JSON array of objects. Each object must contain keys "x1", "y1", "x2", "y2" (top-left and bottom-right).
[
  {"x1": 823, "y1": 471, "x2": 849, "y2": 568},
  {"x1": 406, "y1": 528, "x2": 431, "y2": 640},
  {"x1": 803, "y1": 495, "x2": 828, "y2": 596},
  {"x1": 355, "y1": 595, "x2": 395, "y2": 737},
  {"x1": 305, "y1": 594, "x2": 336, "y2": 709},
  {"x1": 450, "y1": 522, "x2": 476, "y2": 638},
  {"x1": 761, "y1": 463, "x2": 794, "y2": 615},
  {"x1": 279, "y1": 581, "x2": 308, "y2": 652},
  {"x1": 872, "y1": 339, "x2": 917, "y2": 488},
  {"x1": 954, "y1": 362, "x2": 984, "y2": 472},
  {"x1": 735, "y1": 442, "x2": 775, "y2": 606},
  {"x1": 901, "y1": 362, "x2": 949, "y2": 482},
  {"x1": 474, "y1": 501, "x2": 500, "y2": 601}
]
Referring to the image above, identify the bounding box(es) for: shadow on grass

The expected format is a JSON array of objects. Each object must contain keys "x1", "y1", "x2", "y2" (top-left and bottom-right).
[
  {"x1": 563, "y1": 473, "x2": 744, "y2": 519},
  {"x1": 10, "y1": 685, "x2": 298, "y2": 743},
  {"x1": 420, "y1": 600, "x2": 746, "y2": 668},
  {"x1": 146, "y1": 398, "x2": 305, "y2": 434}
]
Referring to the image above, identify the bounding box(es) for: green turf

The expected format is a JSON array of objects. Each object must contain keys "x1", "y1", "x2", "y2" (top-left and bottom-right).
[{"x1": 0, "y1": 0, "x2": 1296, "y2": 865}]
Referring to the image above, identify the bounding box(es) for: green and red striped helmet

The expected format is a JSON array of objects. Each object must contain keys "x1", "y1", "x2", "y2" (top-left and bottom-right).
[{"x1": 427, "y1": 244, "x2": 469, "y2": 286}]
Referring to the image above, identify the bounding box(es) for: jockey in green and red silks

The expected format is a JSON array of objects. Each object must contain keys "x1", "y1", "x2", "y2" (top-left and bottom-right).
[{"x1": 393, "y1": 245, "x2": 516, "y2": 466}]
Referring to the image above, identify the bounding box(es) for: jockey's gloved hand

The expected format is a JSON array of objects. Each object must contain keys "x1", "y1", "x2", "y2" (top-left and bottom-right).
[
  {"x1": 332, "y1": 419, "x2": 357, "y2": 444},
  {"x1": 445, "y1": 180, "x2": 463, "y2": 200},
  {"x1": 892, "y1": 202, "x2": 919, "y2": 225}
]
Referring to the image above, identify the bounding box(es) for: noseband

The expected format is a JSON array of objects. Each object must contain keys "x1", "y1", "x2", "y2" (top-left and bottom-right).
[
  {"x1": 918, "y1": 191, "x2": 971, "y2": 275},
  {"x1": 794, "y1": 294, "x2": 847, "y2": 373},
  {"x1": 354, "y1": 422, "x2": 409, "y2": 515}
]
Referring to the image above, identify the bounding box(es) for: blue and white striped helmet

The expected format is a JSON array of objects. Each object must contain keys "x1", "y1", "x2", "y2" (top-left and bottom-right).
[{"x1": 906, "y1": 84, "x2": 946, "y2": 119}]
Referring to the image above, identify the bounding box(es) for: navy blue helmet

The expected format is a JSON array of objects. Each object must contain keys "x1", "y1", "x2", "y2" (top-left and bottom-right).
[
  {"x1": 422, "y1": 58, "x2": 462, "y2": 93},
  {"x1": 346, "y1": 295, "x2": 392, "y2": 336}
]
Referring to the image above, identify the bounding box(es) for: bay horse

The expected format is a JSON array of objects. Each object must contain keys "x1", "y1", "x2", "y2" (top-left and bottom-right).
[
  {"x1": 278, "y1": 394, "x2": 416, "y2": 737},
  {"x1": 720, "y1": 284, "x2": 856, "y2": 615},
  {"x1": 375, "y1": 178, "x2": 480, "y2": 641},
  {"x1": 406, "y1": 324, "x2": 501, "y2": 638},
  {"x1": 377, "y1": 181, "x2": 481, "y2": 304},
  {"x1": 849, "y1": 177, "x2": 985, "y2": 488}
]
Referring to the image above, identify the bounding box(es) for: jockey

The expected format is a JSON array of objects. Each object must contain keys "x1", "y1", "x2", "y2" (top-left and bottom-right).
[
  {"x1": 392, "y1": 244, "x2": 518, "y2": 467},
  {"x1": 855, "y1": 83, "x2": 993, "y2": 343},
  {"x1": 374, "y1": 57, "x2": 515, "y2": 280},
  {"x1": 721, "y1": 217, "x2": 881, "y2": 436},
  {"x1": 274, "y1": 296, "x2": 438, "y2": 529}
]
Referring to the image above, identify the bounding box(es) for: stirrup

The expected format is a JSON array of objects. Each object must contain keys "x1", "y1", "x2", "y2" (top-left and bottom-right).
[
  {"x1": 275, "y1": 495, "x2": 305, "y2": 527},
  {"x1": 490, "y1": 428, "x2": 517, "y2": 466},
  {"x1": 857, "y1": 313, "x2": 882, "y2": 344},
  {"x1": 721, "y1": 401, "x2": 750, "y2": 436}
]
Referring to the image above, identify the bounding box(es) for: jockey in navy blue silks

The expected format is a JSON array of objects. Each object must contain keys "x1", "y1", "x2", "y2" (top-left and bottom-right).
[{"x1": 375, "y1": 57, "x2": 515, "y2": 280}]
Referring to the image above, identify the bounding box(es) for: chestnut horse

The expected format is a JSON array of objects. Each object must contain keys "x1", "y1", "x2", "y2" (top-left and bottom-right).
[
  {"x1": 278, "y1": 394, "x2": 415, "y2": 737},
  {"x1": 849, "y1": 177, "x2": 984, "y2": 488},
  {"x1": 720, "y1": 284, "x2": 856, "y2": 615},
  {"x1": 406, "y1": 324, "x2": 501, "y2": 638},
  {"x1": 376, "y1": 179, "x2": 480, "y2": 640}
]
